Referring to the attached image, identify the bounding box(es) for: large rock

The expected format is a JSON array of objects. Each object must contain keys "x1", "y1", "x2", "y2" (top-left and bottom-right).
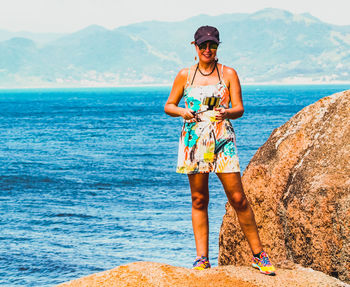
[
  {"x1": 219, "y1": 90, "x2": 350, "y2": 283},
  {"x1": 56, "y1": 261, "x2": 348, "y2": 287}
]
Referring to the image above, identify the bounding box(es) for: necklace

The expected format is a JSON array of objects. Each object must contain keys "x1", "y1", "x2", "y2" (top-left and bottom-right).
[{"x1": 197, "y1": 62, "x2": 216, "y2": 76}]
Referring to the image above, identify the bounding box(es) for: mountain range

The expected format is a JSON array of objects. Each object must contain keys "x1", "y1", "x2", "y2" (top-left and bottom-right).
[{"x1": 1, "y1": 8, "x2": 350, "y2": 88}]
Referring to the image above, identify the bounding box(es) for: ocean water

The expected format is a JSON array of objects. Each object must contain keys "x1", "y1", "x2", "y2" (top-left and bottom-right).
[{"x1": 0, "y1": 85, "x2": 348, "y2": 286}]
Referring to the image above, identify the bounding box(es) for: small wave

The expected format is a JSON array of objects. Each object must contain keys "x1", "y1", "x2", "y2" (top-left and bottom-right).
[{"x1": 54, "y1": 213, "x2": 94, "y2": 219}]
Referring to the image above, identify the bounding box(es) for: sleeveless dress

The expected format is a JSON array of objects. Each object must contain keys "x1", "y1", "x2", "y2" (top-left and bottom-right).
[{"x1": 176, "y1": 64, "x2": 241, "y2": 174}]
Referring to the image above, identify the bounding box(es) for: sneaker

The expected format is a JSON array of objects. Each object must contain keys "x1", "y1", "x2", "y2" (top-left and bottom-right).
[
  {"x1": 192, "y1": 256, "x2": 211, "y2": 270},
  {"x1": 252, "y1": 251, "x2": 276, "y2": 275}
]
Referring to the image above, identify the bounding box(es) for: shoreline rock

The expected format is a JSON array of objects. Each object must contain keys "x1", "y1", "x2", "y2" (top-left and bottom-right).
[
  {"x1": 56, "y1": 261, "x2": 349, "y2": 287},
  {"x1": 219, "y1": 90, "x2": 350, "y2": 283}
]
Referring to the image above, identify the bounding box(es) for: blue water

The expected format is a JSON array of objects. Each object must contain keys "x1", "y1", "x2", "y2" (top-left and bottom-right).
[{"x1": 0, "y1": 85, "x2": 348, "y2": 286}]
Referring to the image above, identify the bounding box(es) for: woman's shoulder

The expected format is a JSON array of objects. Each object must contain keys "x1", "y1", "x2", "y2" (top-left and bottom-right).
[
  {"x1": 175, "y1": 65, "x2": 196, "y2": 83},
  {"x1": 172, "y1": 67, "x2": 193, "y2": 88},
  {"x1": 219, "y1": 63, "x2": 239, "y2": 84},
  {"x1": 218, "y1": 63, "x2": 240, "y2": 89},
  {"x1": 220, "y1": 63, "x2": 238, "y2": 76},
  {"x1": 178, "y1": 65, "x2": 197, "y2": 76},
  {"x1": 177, "y1": 68, "x2": 189, "y2": 78}
]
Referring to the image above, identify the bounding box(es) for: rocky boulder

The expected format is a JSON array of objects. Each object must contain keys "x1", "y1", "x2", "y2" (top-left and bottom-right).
[
  {"x1": 219, "y1": 90, "x2": 350, "y2": 283},
  {"x1": 56, "y1": 261, "x2": 348, "y2": 287}
]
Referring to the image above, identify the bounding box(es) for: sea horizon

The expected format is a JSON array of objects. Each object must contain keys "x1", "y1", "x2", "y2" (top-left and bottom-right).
[{"x1": 0, "y1": 82, "x2": 349, "y2": 92}]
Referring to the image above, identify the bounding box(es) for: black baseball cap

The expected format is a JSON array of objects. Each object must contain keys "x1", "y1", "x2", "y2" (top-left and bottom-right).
[{"x1": 193, "y1": 26, "x2": 220, "y2": 45}]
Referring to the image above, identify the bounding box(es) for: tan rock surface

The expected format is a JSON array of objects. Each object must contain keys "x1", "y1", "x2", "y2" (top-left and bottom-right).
[
  {"x1": 56, "y1": 261, "x2": 349, "y2": 287},
  {"x1": 219, "y1": 90, "x2": 350, "y2": 283}
]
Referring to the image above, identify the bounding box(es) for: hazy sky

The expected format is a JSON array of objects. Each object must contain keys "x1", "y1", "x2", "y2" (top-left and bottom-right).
[{"x1": 1, "y1": 0, "x2": 350, "y2": 33}]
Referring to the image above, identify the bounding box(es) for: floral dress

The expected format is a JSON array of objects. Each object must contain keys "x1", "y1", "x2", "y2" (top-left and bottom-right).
[{"x1": 176, "y1": 66, "x2": 241, "y2": 174}]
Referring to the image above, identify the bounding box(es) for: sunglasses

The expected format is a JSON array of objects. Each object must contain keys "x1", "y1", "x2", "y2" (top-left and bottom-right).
[{"x1": 198, "y1": 42, "x2": 218, "y2": 51}]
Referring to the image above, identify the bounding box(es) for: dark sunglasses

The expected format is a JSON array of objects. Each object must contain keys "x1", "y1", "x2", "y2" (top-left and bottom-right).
[{"x1": 198, "y1": 42, "x2": 218, "y2": 51}]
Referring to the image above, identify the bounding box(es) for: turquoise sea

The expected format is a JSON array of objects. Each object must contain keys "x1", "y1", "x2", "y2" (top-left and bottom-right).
[{"x1": 0, "y1": 84, "x2": 348, "y2": 286}]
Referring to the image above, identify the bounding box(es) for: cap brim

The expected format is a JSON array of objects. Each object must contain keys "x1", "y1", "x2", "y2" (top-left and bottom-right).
[{"x1": 196, "y1": 36, "x2": 219, "y2": 46}]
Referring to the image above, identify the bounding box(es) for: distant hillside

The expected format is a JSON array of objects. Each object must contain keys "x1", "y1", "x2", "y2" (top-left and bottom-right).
[
  {"x1": 1, "y1": 8, "x2": 350, "y2": 88},
  {"x1": 0, "y1": 29, "x2": 64, "y2": 45}
]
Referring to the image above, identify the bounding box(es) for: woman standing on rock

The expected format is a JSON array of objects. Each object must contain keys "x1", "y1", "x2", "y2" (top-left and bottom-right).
[{"x1": 164, "y1": 25, "x2": 275, "y2": 275}]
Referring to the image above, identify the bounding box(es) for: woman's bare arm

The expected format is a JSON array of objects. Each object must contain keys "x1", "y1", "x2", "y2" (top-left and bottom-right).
[{"x1": 164, "y1": 69, "x2": 195, "y2": 120}]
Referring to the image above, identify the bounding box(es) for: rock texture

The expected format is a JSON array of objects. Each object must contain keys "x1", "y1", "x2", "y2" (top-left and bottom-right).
[
  {"x1": 219, "y1": 90, "x2": 350, "y2": 283},
  {"x1": 56, "y1": 261, "x2": 348, "y2": 287}
]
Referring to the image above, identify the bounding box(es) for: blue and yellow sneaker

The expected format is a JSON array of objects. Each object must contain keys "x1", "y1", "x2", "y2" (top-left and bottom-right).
[
  {"x1": 192, "y1": 256, "x2": 211, "y2": 270},
  {"x1": 252, "y1": 251, "x2": 276, "y2": 275}
]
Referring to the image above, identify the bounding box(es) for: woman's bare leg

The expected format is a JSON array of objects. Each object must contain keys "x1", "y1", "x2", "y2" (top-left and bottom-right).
[
  {"x1": 216, "y1": 172, "x2": 263, "y2": 254},
  {"x1": 188, "y1": 173, "x2": 210, "y2": 258}
]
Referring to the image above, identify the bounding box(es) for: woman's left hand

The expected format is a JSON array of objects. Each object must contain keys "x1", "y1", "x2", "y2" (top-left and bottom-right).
[{"x1": 215, "y1": 107, "x2": 228, "y2": 120}]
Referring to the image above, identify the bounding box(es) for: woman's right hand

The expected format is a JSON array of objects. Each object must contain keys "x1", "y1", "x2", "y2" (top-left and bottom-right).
[{"x1": 181, "y1": 108, "x2": 196, "y2": 120}]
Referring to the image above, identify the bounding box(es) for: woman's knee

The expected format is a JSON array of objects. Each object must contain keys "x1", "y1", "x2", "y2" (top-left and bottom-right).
[
  {"x1": 191, "y1": 193, "x2": 209, "y2": 210},
  {"x1": 229, "y1": 192, "x2": 249, "y2": 211}
]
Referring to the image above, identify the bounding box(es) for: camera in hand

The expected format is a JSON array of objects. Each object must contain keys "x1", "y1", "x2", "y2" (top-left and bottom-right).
[{"x1": 203, "y1": 96, "x2": 220, "y2": 110}]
